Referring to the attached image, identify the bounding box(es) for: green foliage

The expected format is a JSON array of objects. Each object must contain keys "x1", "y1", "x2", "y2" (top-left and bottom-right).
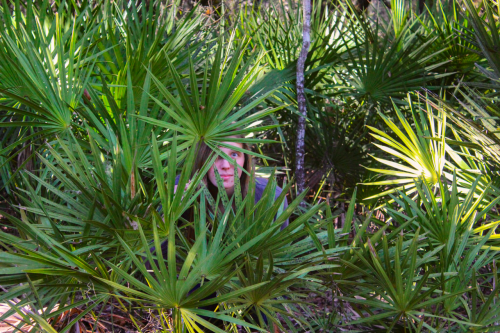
[{"x1": 1, "y1": 0, "x2": 500, "y2": 332}]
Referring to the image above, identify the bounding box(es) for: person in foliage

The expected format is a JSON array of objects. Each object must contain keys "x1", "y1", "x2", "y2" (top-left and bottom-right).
[
  {"x1": 153, "y1": 135, "x2": 289, "y2": 262},
  {"x1": 179, "y1": 138, "x2": 288, "y2": 215},
  {"x1": 147, "y1": 136, "x2": 288, "y2": 329}
]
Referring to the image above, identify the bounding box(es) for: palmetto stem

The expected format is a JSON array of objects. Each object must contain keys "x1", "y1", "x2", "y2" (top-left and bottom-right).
[{"x1": 295, "y1": 0, "x2": 311, "y2": 203}]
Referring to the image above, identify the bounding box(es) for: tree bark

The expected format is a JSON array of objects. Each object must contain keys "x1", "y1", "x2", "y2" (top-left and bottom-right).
[{"x1": 295, "y1": 0, "x2": 311, "y2": 204}]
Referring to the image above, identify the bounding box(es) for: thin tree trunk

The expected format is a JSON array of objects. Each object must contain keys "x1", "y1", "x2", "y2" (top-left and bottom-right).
[{"x1": 295, "y1": 0, "x2": 311, "y2": 204}]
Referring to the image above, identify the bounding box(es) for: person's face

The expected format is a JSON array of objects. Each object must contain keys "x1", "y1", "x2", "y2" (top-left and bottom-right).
[{"x1": 207, "y1": 141, "x2": 245, "y2": 196}]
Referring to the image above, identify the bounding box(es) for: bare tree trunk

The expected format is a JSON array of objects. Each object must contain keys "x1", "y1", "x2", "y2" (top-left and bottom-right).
[{"x1": 295, "y1": 0, "x2": 311, "y2": 205}]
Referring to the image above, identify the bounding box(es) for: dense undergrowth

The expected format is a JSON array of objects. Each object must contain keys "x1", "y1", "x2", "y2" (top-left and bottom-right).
[{"x1": 1, "y1": 0, "x2": 500, "y2": 332}]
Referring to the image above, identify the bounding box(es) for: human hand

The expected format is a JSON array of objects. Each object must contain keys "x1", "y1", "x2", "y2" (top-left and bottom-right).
[{"x1": 173, "y1": 180, "x2": 191, "y2": 197}]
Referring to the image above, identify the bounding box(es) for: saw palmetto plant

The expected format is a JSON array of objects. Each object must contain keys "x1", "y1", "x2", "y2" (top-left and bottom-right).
[
  {"x1": 362, "y1": 95, "x2": 448, "y2": 199},
  {"x1": 2, "y1": 0, "x2": 500, "y2": 332}
]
